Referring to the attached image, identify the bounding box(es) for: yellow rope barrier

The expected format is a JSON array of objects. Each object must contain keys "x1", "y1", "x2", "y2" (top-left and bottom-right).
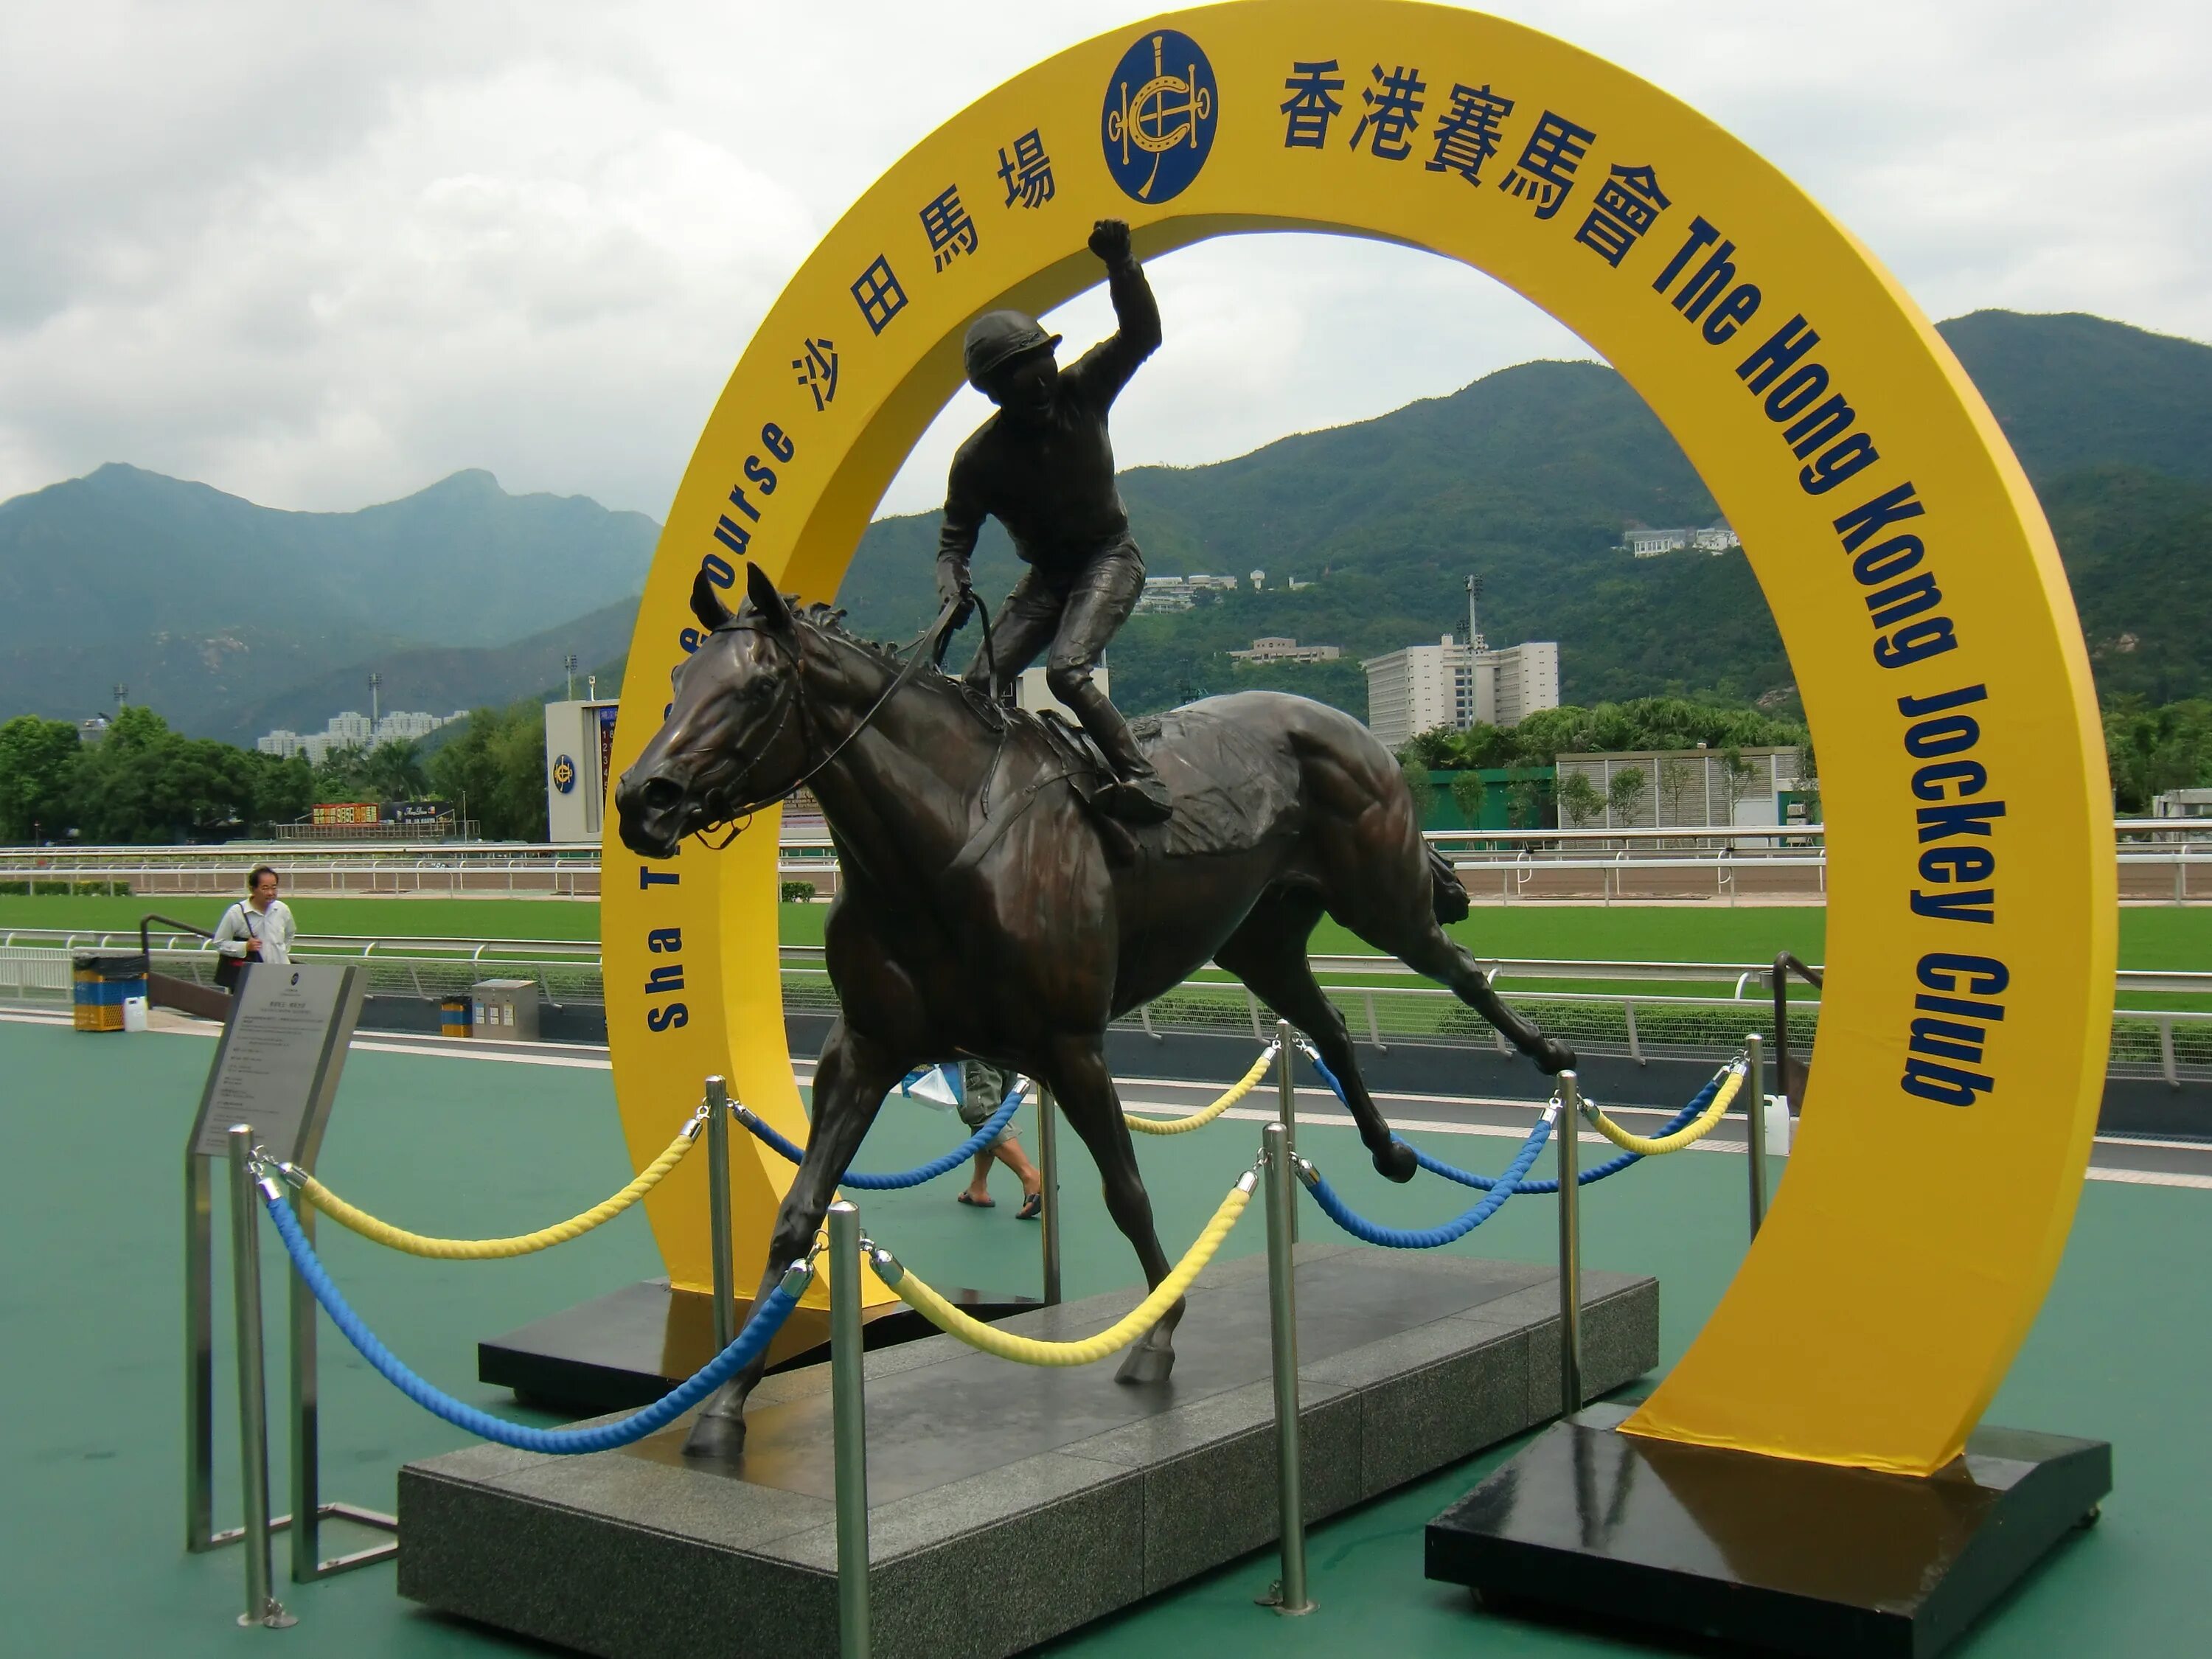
[
  {"x1": 290, "y1": 1119, "x2": 700, "y2": 1260},
  {"x1": 871, "y1": 1173, "x2": 1256, "y2": 1364},
  {"x1": 1580, "y1": 1062, "x2": 1745, "y2": 1157},
  {"x1": 1122, "y1": 1043, "x2": 1278, "y2": 1135}
]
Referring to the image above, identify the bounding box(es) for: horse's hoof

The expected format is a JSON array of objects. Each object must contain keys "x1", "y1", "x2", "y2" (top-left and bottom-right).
[
  {"x1": 1115, "y1": 1344, "x2": 1175, "y2": 1384},
  {"x1": 1374, "y1": 1138, "x2": 1419, "y2": 1184},
  {"x1": 1536, "y1": 1038, "x2": 1578, "y2": 1076},
  {"x1": 681, "y1": 1412, "x2": 748, "y2": 1461}
]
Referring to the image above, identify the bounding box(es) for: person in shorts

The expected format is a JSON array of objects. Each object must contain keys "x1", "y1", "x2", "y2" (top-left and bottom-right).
[{"x1": 956, "y1": 1060, "x2": 1043, "y2": 1220}]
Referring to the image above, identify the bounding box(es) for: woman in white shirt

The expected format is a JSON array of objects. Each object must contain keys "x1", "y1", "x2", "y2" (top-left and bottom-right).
[{"x1": 212, "y1": 865, "x2": 297, "y2": 981}]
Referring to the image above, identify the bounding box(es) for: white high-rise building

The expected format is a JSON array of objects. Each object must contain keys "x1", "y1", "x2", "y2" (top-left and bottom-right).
[
  {"x1": 257, "y1": 708, "x2": 467, "y2": 763},
  {"x1": 1362, "y1": 635, "x2": 1561, "y2": 749},
  {"x1": 1483, "y1": 641, "x2": 1560, "y2": 728}
]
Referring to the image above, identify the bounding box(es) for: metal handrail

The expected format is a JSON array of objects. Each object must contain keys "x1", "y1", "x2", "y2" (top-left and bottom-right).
[
  {"x1": 139, "y1": 911, "x2": 214, "y2": 961},
  {"x1": 1773, "y1": 952, "x2": 1825, "y2": 1114}
]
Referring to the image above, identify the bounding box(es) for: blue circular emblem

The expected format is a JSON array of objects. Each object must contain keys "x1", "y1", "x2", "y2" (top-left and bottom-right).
[
  {"x1": 1101, "y1": 30, "x2": 1217, "y2": 204},
  {"x1": 552, "y1": 754, "x2": 577, "y2": 795}
]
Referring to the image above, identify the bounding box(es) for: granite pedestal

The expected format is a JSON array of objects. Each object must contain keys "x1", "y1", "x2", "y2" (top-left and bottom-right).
[
  {"x1": 1425, "y1": 1402, "x2": 2111, "y2": 1658},
  {"x1": 479, "y1": 1279, "x2": 1043, "y2": 1412},
  {"x1": 400, "y1": 1245, "x2": 1658, "y2": 1658}
]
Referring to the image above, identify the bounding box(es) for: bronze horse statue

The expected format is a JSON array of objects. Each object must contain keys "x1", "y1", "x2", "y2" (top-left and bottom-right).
[{"x1": 615, "y1": 563, "x2": 1573, "y2": 1458}]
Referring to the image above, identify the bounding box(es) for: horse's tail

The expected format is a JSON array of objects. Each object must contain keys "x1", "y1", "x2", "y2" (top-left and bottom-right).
[{"x1": 1426, "y1": 843, "x2": 1470, "y2": 924}]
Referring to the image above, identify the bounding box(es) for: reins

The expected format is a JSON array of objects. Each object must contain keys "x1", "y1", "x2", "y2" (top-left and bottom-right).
[{"x1": 688, "y1": 590, "x2": 1001, "y2": 846}]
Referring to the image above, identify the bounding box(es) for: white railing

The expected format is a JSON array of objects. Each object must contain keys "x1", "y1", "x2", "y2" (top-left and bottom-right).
[
  {"x1": 12, "y1": 930, "x2": 2206, "y2": 1086},
  {"x1": 8, "y1": 819, "x2": 2212, "y2": 869}
]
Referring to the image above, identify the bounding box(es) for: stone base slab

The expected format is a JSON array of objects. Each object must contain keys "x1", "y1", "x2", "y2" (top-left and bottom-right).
[{"x1": 400, "y1": 1245, "x2": 1658, "y2": 1659}]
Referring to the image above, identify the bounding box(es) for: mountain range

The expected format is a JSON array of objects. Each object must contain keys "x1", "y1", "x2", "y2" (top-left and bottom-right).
[
  {"x1": 1, "y1": 308, "x2": 2207, "y2": 745},
  {"x1": 834, "y1": 309, "x2": 2212, "y2": 714},
  {"x1": 0, "y1": 465, "x2": 653, "y2": 741}
]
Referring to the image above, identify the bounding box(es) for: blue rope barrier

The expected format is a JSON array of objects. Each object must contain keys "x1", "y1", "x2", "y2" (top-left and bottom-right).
[
  {"x1": 262, "y1": 1183, "x2": 804, "y2": 1454},
  {"x1": 1411, "y1": 1073, "x2": 1722, "y2": 1194},
  {"x1": 1299, "y1": 1044, "x2": 1723, "y2": 1194},
  {"x1": 1298, "y1": 1110, "x2": 1554, "y2": 1249},
  {"x1": 735, "y1": 1082, "x2": 1029, "y2": 1189}
]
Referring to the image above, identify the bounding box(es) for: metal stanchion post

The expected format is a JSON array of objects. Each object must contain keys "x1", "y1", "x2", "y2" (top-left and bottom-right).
[
  {"x1": 1555, "y1": 1073, "x2": 1583, "y2": 1420},
  {"x1": 1037, "y1": 1084, "x2": 1061, "y2": 1307},
  {"x1": 705, "y1": 1077, "x2": 735, "y2": 1350},
  {"x1": 285, "y1": 1195, "x2": 398, "y2": 1582},
  {"x1": 1259, "y1": 1121, "x2": 1314, "y2": 1615},
  {"x1": 1275, "y1": 1020, "x2": 1298, "y2": 1245},
  {"x1": 1745, "y1": 1034, "x2": 1769, "y2": 1239},
  {"x1": 186, "y1": 1153, "x2": 217, "y2": 1552},
  {"x1": 829, "y1": 1201, "x2": 871, "y2": 1659},
  {"x1": 226, "y1": 1127, "x2": 294, "y2": 1630}
]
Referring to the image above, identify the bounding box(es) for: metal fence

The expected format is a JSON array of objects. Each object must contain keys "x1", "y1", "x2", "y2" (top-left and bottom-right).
[
  {"x1": 10, "y1": 928, "x2": 2210, "y2": 1088},
  {"x1": 7, "y1": 821, "x2": 2212, "y2": 902}
]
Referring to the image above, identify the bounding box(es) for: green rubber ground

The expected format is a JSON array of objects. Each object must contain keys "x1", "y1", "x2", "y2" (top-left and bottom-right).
[{"x1": 1, "y1": 1015, "x2": 2199, "y2": 1655}]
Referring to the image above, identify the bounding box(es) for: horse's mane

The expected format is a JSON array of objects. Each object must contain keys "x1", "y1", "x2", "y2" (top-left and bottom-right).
[
  {"x1": 739, "y1": 595, "x2": 909, "y2": 668},
  {"x1": 770, "y1": 594, "x2": 1021, "y2": 737}
]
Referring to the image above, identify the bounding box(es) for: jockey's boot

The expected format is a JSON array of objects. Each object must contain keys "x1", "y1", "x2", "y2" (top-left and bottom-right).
[{"x1": 1066, "y1": 681, "x2": 1172, "y2": 824}]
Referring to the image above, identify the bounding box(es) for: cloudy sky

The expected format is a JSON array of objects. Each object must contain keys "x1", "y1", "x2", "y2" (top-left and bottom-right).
[{"x1": 3, "y1": 1, "x2": 2206, "y2": 523}]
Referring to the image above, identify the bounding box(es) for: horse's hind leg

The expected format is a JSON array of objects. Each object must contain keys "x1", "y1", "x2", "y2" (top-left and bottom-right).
[
  {"x1": 1324, "y1": 836, "x2": 1576, "y2": 1076},
  {"x1": 683, "y1": 1019, "x2": 905, "y2": 1461},
  {"x1": 1215, "y1": 886, "x2": 1417, "y2": 1184},
  {"x1": 1044, "y1": 1038, "x2": 1182, "y2": 1383},
  {"x1": 1390, "y1": 922, "x2": 1576, "y2": 1075}
]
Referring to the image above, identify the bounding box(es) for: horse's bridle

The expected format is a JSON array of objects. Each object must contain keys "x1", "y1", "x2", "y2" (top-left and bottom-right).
[{"x1": 684, "y1": 591, "x2": 997, "y2": 848}]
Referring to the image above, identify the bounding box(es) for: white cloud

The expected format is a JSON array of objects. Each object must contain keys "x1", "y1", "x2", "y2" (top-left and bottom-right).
[{"x1": 1, "y1": 1, "x2": 2205, "y2": 521}]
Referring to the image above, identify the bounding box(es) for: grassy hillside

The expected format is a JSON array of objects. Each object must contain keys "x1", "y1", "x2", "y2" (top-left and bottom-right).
[{"x1": 827, "y1": 310, "x2": 2212, "y2": 721}]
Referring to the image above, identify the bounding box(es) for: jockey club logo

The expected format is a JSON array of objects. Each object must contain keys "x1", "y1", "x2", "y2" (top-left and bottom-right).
[
  {"x1": 1101, "y1": 30, "x2": 1217, "y2": 204},
  {"x1": 551, "y1": 754, "x2": 577, "y2": 795}
]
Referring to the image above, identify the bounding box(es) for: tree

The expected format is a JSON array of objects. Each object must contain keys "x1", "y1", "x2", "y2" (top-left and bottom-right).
[
  {"x1": 430, "y1": 703, "x2": 549, "y2": 840},
  {"x1": 1557, "y1": 770, "x2": 1604, "y2": 828},
  {"x1": 1606, "y1": 765, "x2": 1647, "y2": 826},
  {"x1": 65, "y1": 706, "x2": 293, "y2": 841},
  {"x1": 362, "y1": 739, "x2": 431, "y2": 800},
  {"x1": 1402, "y1": 727, "x2": 1464, "y2": 769},
  {"x1": 1658, "y1": 756, "x2": 1700, "y2": 826},
  {"x1": 1715, "y1": 745, "x2": 1760, "y2": 824},
  {"x1": 0, "y1": 715, "x2": 83, "y2": 841},
  {"x1": 1448, "y1": 770, "x2": 1488, "y2": 830},
  {"x1": 1397, "y1": 759, "x2": 1435, "y2": 827},
  {"x1": 2102, "y1": 695, "x2": 2212, "y2": 811},
  {"x1": 1507, "y1": 776, "x2": 1550, "y2": 830},
  {"x1": 313, "y1": 742, "x2": 377, "y2": 801}
]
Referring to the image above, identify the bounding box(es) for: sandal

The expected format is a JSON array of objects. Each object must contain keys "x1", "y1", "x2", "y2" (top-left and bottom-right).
[
  {"x1": 1017, "y1": 1192, "x2": 1042, "y2": 1221},
  {"x1": 956, "y1": 1192, "x2": 995, "y2": 1208}
]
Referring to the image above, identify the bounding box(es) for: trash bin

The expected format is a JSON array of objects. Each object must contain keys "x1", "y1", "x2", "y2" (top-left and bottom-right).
[
  {"x1": 470, "y1": 978, "x2": 540, "y2": 1041},
  {"x1": 73, "y1": 952, "x2": 150, "y2": 1033},
  {"x1": 439, "y1": 996, "x2": 473, "y2": 1038}
]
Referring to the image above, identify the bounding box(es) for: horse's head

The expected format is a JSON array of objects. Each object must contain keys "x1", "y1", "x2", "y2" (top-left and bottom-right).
[{"x1": 614, "y1": 563, "x2": 810, "y2": 859}]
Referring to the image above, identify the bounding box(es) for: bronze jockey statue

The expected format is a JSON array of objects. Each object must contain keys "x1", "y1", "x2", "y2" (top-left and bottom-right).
[{"x1": 936, "y1": 217, "x2": 1173, "y2": 824}]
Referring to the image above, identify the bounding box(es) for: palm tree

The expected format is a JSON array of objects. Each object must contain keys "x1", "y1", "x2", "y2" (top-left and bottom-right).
[{"x1": 364, "y1": 739, "x2": 430, "y2": 800}]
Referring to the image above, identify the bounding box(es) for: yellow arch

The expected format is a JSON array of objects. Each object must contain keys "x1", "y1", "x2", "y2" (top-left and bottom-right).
[{"x1": 599, "y1": 0, "x2": 2112, "y2": 1475}]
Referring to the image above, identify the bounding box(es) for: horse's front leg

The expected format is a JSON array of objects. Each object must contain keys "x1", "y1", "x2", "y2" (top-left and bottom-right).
[
  {"x1": 1046, "y1": 1039, "x2": 1184, "y2": 1384},
  {"x1": 683, "y1": 1019, "x2": 908, "y2": 1460}
]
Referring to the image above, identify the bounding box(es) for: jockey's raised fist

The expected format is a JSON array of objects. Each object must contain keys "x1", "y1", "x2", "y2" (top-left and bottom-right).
[{"x1": 1088, "y1": 218, "x2": 1133, "y2": 265}]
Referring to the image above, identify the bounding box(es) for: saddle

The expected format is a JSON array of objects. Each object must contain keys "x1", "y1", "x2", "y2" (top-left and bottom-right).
[
  {"x1": 947, "y1": 704, "x2": 1141, "y2": 874},
  {"x1": 946, "y1": 699, "x2": 1299, "y2": 876}
]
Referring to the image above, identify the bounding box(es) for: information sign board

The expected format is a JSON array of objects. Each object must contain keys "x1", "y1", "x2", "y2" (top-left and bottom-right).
[{"x1": 187, "y1": 962, "x2": 366, "y2": 1164}]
